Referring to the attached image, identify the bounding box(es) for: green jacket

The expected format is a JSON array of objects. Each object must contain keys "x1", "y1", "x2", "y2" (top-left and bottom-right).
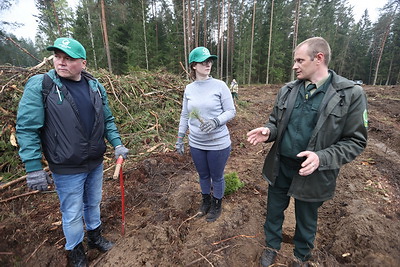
[
  {"x1": 262, "y1": 70, "x2": 368, "y2": 202},
  {"x1": 16, "y1": 69, "x2": 122, "y2": 174}
]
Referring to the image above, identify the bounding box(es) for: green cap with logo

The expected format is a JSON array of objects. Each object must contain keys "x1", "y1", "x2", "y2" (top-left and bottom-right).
[
  {"x1": 47, "y1": 37, "x2": 86, "y2": 59},
  {"x1": 189, "y1": 47, "x2": 217, "y2": 64}
]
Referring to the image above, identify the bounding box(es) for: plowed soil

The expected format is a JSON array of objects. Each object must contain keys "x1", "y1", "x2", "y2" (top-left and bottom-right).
[{"x1": 1, "y1": 84, "x2": 399, "y2": 267}]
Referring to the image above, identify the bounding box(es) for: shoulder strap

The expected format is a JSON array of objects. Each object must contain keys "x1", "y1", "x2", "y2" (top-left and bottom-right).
[{"x1": 42, "y1": 73, "x2": 53, "y2": 108}]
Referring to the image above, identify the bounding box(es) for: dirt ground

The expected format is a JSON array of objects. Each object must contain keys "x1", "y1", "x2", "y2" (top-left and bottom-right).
[{"x1": 1, "y1": 84, "x2": 399, "y2": 267}]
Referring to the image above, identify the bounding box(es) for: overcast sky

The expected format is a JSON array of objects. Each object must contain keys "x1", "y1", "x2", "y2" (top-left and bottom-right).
[{"x1": 2, "y1": 0, "x2": 386, "y2": 43}]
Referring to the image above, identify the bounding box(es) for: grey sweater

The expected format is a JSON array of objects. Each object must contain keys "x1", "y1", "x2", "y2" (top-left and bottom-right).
[{"x1": 178, "y1": 77, "x2": 236, "y2": 150}]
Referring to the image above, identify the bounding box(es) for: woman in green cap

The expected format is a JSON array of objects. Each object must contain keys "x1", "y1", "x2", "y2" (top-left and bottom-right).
[{"x1": 175, "y1": 47, "x2": 236, "y2": 222}]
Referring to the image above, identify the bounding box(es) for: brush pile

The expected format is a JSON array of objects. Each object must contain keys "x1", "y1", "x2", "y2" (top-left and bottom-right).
[{"x1": 0, "y1": 64, "x2": 187, "y2": 183}]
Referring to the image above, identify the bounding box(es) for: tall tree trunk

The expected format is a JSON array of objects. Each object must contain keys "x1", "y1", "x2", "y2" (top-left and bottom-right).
[
  {"x1": 248, "y1": 0, "x2": 256, "y2": 85},
  {"x1": 226, "y1": 1, "x2": 230, "y2": 83},
  {"x1": 51, "y1": 1, "x2": 62, "y2": 36},
  {"x1": 266, "y1": 0, "x2": 274, "y2": 84},
  {"x1": 373, "y1": 4, "x2": 398, "y2": 85},
  {"x1": 85, "y1": 0, "x2": 97, "y2": 69},
  {"x1": 182, "y1": 0, "x2": 189, "y2": 77},
  {"x1": 290, "y1": 0, "x2": 300, "y2": 81},
  {"x1": 194, "y1": 0, "x2": 199, "y2": 47},
  {"x1": 220, "y1": 0, "x2": 225, "y2": 79},
  {"x1": 385, "y1": 53, "x2": 394, "y2": 85},
  {"x1": 152, "y1": 0, "x2": 159, "y2": 53},
  {"x1": 216, "y1": 0, "x2": 221, "y2": 78},
  {"x1": 142, "y1": 0, "x2": 149, "y2": 70},
  {"x1": 187, "y1": 0, "x2": 192, "y2": 51},
  {"x1": 100, "y1": 0, "x2": 112, "y2": 73},
  {"x1": 203, "y1": 0, "x2": 207, "y2": 46},
  {"x1": 237, "y1": 0, "x2": 246, "y2": 84}
]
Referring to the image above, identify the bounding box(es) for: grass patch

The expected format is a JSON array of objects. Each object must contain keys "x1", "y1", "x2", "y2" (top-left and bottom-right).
[{"x1": 224, "y1": 172, "x2": 244, "y2": 195}]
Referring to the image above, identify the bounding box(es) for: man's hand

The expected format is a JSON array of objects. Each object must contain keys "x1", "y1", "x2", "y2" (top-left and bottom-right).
[
  {"x1": 175, "y1": 133, "x2": 185, "y2": 155},
  {"x1": 115, "y1": 145, "x2": 129, "y2": 159},
  {"x1": 26, "y1": 170, "x2": 53, "y2": 191},
  {"x1": 247, "y1": 127, "x2": 270, "y2": 145},
  {"x1": 297, "y1": 151, "x2": 320, "y2": 176},
  {"x1": 200, "y1": 118, "x2": 220, "y2": 133}
]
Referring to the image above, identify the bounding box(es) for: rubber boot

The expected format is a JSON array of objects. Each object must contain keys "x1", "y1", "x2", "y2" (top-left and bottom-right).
[
  {"x1": 206, "y1": 196, "x2": 222, "y2": 222},
  {"x1": 87, "y1": 225, "x2": 114, "y2": 252},
  {"x1": 68, "y1": 242, "x2": 87, "y2": 267},
  {"x1": 197, "y1": 193, "x2": 211, "y2": 217}
]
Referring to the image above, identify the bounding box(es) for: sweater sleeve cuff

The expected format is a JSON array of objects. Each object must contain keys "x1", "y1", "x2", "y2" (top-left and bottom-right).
[
  {"x1": 24, "y1": 159, "x2": 43, "y2": 173},
  {"x1": 110, "y1": 138, "x2": 123, "y2": 148}
]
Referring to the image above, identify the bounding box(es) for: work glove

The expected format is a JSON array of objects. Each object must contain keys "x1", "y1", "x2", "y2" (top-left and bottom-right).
[
  {"x1": 115, "y1": 145, "x2": 129, "y2": 159},
  {"x1": 26, "y1": 170, "x2": 53, "y2": 191},
  {"x1": 175, "y1": 132, "x2": 185, "y2": 155},
  {"x1": 200, "y1": 118, "x2": 220, "y2": 133}
]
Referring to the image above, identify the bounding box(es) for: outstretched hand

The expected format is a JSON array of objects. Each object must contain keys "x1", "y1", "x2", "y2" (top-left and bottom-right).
[{"x1": 246, "y1": 127, "x2": 270, "y2": 145}]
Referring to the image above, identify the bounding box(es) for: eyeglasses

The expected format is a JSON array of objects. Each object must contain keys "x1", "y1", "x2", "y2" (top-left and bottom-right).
[{"x1": 198, "y1": 59, "x2": 213, "y2": 66}]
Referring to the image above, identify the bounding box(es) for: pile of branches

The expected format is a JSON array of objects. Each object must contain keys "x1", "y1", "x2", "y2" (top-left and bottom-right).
[{"x1": 0, "y1": 62, "x2": 187, "y2": 183}]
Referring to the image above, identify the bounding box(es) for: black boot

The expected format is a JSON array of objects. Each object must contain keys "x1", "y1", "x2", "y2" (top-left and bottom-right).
[
  {"x1": 197, "y1": 193, "x2": 211, "y2": 217},
  {"x1": 68, "y1": 242, "x2": 87, "y2": 267},
  {"x1": 260, "y1": 248, "x2": 277, "y2": 267},
  {"x1": 87, "y1": 225, "x2": 114, "y2": 252},
  {"x1": 206, "y1": 196, "x2": 222, "y2": 222}
]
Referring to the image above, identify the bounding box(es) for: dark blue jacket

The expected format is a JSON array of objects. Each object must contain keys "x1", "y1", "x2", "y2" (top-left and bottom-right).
[{"x1": 16, "y1": 69, "x2": 122, "y2": 174}]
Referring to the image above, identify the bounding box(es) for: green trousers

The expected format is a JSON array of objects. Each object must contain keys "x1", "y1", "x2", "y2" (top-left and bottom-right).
[{"x1": 264, "y1": 157, "x2": 323, "y2": 261}]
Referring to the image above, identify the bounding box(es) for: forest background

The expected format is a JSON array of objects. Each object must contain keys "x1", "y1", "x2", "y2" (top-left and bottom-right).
[{"x1": 1, "y1": 0, "x2": 400, "y2": 86}]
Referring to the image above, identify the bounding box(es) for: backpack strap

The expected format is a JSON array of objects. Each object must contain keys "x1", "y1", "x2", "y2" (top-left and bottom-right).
[{"x1": 42, "y1": 73, "x2": 53, "y2": 108}]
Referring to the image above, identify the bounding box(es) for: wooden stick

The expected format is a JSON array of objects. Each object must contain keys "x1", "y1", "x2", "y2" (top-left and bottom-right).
[
  {"x1": 197, "y1": 252, "x2": 214, "y2": 267},
  {"x1": 179, "y1": 61, "x2": 190, "y2": 76},
  {"x1": 186, "y1": 245, "x2": 230, "y2": 266},
  {"x1": 0, "y1": 190, "x2": 40, "y2": 203},
  {"x1": 0, "y1": 167, "x2": 50, "y2": 191},
  {"x1": 113, "y1": 156, "x2": 124, "y2": 179},
  {"x1": 211, "y1": 234, "x2": 257, "y2": 245},
  {"x1": 105, "y1": 75, "x2": 134, "y2": 121},
  {"x1": 177, "y1": 212, "x2": 201, "y2": 232},
  {"x1": 0, "y1": 252, "x2": 14, "y2": 255},
  {"x1": 6, "y1": 37, "x2": 41, "y2": 63},
  {"x1": 0, "y1": 175, "x2": 27, "y2": 191},
  {"x1": 29, "y1": 55, "x2": 54, "y2": 70},
  {"x1": 25, "y1": 237, "x2": 48, "y2": 263}
]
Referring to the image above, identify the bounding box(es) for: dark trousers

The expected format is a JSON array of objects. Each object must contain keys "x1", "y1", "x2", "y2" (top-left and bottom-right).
[
  {"x1": 190, "y1": 146, "x2": 231, "y2": 199},
  {"x1": 264, "y1": 157, "x2": 323, "y2": 261}
]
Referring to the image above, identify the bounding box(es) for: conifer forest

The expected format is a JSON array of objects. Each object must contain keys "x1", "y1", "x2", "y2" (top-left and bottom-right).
[{"x1": 1, "y1": 0, "x2": 400, "y2": 85}]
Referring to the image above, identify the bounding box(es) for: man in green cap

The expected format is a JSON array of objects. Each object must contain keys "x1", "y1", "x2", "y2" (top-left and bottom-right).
[{"x1": 16, "y1": 37, "x2": 129, "y2": 267}]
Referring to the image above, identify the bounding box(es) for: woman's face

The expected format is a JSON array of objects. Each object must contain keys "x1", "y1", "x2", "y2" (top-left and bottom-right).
[{"x1": 193, "y1": 59, "x2": 213, "y2": 80}]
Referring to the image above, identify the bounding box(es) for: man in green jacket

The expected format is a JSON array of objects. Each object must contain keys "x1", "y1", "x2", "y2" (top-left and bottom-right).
[
  {"x1": 247, "y1": 37, "x2": 368, "y2": 267},
  {"x1": 16, "y1": 38, "x2": 129, "y2": 267}
]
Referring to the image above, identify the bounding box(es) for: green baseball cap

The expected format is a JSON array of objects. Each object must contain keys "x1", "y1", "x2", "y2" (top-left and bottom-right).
[
  {"x1": 189, "y1": 47, "x2": 217, "y2": 64},
  {"x1": 47, "y1": 37, "x2": 86, "y2": 59}
]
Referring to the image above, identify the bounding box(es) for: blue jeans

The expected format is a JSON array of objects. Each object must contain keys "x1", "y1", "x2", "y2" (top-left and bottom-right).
[
  {"x1": 52, "y1": 163, "x2": 104, "y2": 250},
  {"x1": 190, "y1": 146, "x2": 231, "y2": 199}
]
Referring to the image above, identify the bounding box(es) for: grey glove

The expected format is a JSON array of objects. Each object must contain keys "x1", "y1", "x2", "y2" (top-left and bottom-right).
[
  {"x1": 26, "y1": 170, "x2": 53, "y2": 191},
  {"x1": 175, "y1": 132, "x2": 185, "y2": 155},
  {"x1": 115, "y1": 145, "x2": 129, "y2": 159},
  {"x1": 200, "y1": 118, "x2": 220, "y2": 133}
]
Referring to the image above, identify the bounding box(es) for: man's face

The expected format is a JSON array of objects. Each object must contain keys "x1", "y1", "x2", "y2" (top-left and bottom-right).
[
  {"x1": 292, "y1": 44, "x2": 318, "y2": 80},
  {"x1": 53, "y1": 50, "x2": 86, "y2": 81}
]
